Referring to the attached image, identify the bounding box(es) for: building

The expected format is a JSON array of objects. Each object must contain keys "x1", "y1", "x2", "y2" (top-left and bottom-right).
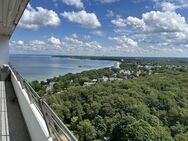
[
  {"x1": 46, "y1": 82, "x2": 55, "y2": 93},
  {"x1": 119, "y1": 70, "x2": 131, "y2": 75},
  {"x1": 113, "y1": 62, "x2": 120, "y2": 69},
  {"x1": 102, "y1": 76, "x2": 109, "y2": 82},
  {"x1": 136, "y1": 70, "x2": 142, "y2": 77},
  {"x1": 83, "y1": 82, "x2": 96, "y2": 87}
]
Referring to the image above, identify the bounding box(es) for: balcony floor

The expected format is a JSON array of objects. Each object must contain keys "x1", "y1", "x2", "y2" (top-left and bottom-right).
[{"x1": 0, "y1": 81, "x2": 31, "y2": 141}]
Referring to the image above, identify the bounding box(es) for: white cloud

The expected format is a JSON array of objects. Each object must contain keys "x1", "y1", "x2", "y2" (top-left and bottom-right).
[
  {"x1": 83, "y1": 35, "x2": 91, "y2": 39},
  {"x1": 48, "y1": 36, "x2": 61, "y2": 46},
  {"x1": 126, "y1": 16, "x2": 145, "y2": 30},
  {"x1": 97, "y1": 0, "x2": 120, "y2": 4},
  {"x1": 62, "y1": 0, "x2": 84, "y2": 9},
  {"x1": 64, "y1": 34, "x2": 83, "y2": 45},
  {"x1": 161, "y1": 32, "x2": 188, "y2": 45},
  {"x1": 63, "y1": 34, "x2": 102, "y2": 49},
  {"x1": 85, "y1": 41, "x2": 102, "y2": 49},
  {"x1": 109, "y1": 35, "x2": 138, "y2": 48},
  {"x1": 10, "y1": 34, "x2": 188, "y2": 57},
  {"x1": 71, "y1": 33, "x2": 78, "y2": 38},
  {"x1": 154, "y1": 0, "x2": 188, "y2": 11},
  {"x1": 91, "y1": 30, "x2": 104, "y2": 36},
  {"x1": 111, "y1": 17, "x2": 126, "y2": 27},
  {"x1": 124, "y1": 9, "x2": 188, "y2": 48},
  {"x1": 146, "y1": 46, "x2": 187, "y2": 57},
  {"x1": 126, "y1": 11, "x2": 188, "y2": 33},
  {"x1": 30, "y1": 40, "x2": 46, "y2": 45},
  {"x1": 106, "y1": 10, "x2": 114, "y2": 17},
  {"x1": 161, "y1": 2, "x2": 176, "y2": 11},
  {"x1": 61, "y1": 10, "x2": 101, "y2": 28},
  {"x1": 11, "y1": 34, "x2": 103, "y2": 55},
  {"x1": 17, "y1": 40, "x2": 24, "y2": 45},
  {"x1": 13, "y1": 1, "x2": 188, "y2": 57},
  {"x1": 113, "y1": 2, "x2": 188, "y2": 51},
  {"x1": 19, "y1": 4, "x2": 61, "y2": 30},
  {"x1": 11, "y1": 39, "x2": 59, "y2": 54}
]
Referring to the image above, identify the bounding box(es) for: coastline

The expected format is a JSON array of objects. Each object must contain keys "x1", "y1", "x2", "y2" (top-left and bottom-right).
[
  {"x1": 52, "y1": 55, "x2": 188, "y2": 62},
  {"x1": 36, "y1": 63, "x2": 116, "y2": 82},
  {"x1": 10, "y1": 54, "x2": 116, "y2": 82},
  {"x1": 12, "y1": 54, "x2": 188, "y2": 82}
]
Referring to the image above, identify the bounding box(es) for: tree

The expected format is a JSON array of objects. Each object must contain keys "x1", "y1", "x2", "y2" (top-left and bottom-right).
[
  {"x1": 175, "y1": 133, "x2": 188, "y2": 141},
  {"x1": 31, "y1": 80, "x2": 42, "y2": 92},
  {"x1": 78, "y1": 77, "x2": 90, "y2": 86},
  {"x1": 43, "y1": 67, "x2": 188, "y2": 141},
  {"x1": 112, "y1": 118, "x2": 173, "y2": 141},
  {"x1": 93, "y1": 116, "x2": 107, "y2": 138},
  {"x1": 31, "y1": 80, "x2": 46, "y2": 96},
  {"x1": 77, "y1": 120, "x2": 97, "y2": 141}
]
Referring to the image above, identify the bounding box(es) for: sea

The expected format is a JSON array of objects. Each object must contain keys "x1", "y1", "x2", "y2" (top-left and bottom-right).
[{"x1": 10, "y1": 54, "x2": 115, "y2": 82}]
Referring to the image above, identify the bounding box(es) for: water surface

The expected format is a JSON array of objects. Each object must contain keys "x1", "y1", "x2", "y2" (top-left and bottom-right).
[{"x1": 10, "y1": 55, "x2": 115, "y2": 81}]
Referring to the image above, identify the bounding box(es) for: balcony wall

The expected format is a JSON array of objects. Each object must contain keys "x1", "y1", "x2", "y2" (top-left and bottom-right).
[
  {"x1": 10, "y1": 68, "x2": 52, "y2": 141},
  {"x1": 0, "y1": 36, "x2": 9, "y2": 65}
]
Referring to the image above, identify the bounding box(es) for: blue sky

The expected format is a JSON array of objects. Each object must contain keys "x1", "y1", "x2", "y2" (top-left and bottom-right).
[{"x1": 10, "y1": 0, "x2": 188, "y2": 57}]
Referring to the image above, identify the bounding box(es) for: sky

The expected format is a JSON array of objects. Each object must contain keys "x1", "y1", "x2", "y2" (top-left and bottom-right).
[{"x1": 10, "y1": 0, "x2": 188, "y2": 57}]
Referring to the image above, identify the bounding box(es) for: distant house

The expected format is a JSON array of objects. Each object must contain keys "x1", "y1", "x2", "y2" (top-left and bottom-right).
[
  {"x1": 137, "y1": 65, "x2": 143, "y2": 68},
  {"x1": 113, "y1": 62, "x2": 120, "y2": 69},
  {"x1": 102, "y1": 76, "x2": 108, "y2": 82},
  {"x1": 92, "y1": 79, "x2": 98, "y2": 83},
  {"x1": 145, "y1": 65, "x2": 153, "y2": 69},
  {"x1": 119, "y1": 70, "x2": 131, "y2": 75},
  {"x1": 112, "y1": 73, "x2": 117, "y2": 77},
  {"x1": 46, "y1": 82, "x2": 55, "y2": 93},
  {"x1": 83, "y1": 82, "x2": 95, "y2": 87},
  {"x1": 136, "y1": 70, "x2": 142, "y2": 77},
  {"x1": 109, "y1": 77, "x2": 115, "y2": 81},
  {"x1": 149, "y1": 70, "x2": 152, "y2": 75},
  {"x1": 109, "y1": 77, "x2": 123, "y2": 81}
]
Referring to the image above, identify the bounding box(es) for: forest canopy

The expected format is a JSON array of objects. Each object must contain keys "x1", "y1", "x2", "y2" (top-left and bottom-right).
[{"x1": 41, "y1": 71, "x2": 188, "y2": 141}]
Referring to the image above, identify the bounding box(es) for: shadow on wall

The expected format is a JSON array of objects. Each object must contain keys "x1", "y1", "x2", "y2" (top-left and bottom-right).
[
  {"x1": 0, "y1": 64, "x2": 10, "y2": 81},
  {"x1": 0, "y1": 35, "x2": 9, "y2": 65}
]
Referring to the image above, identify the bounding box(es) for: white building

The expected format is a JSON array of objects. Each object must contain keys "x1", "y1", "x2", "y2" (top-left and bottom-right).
[
  {"x1": 119, "y1": 70, "x2": 131, "y2": 75},
  {"x1": 83, "y1": 82, "x2": 96, "y2": 87},
  {"x1": 102, "y1": 76, "x2": 108, "y2": 82},
  {"x1": 113, "y1": 62, "x2": 120, "y2": 69},
  {"x1": 46, "y1": 82, "x2": 55, "y2": 93},
  {"x1": 136, "y1": 70, "x2": 142, "y2": 77}
]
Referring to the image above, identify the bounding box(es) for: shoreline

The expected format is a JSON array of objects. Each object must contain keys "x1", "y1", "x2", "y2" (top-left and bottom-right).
[
  {"x1": 28, "y1": 61, "x2": 117, "y2": 82},
  {"x1": 11, "y1": 54, "x2": 188, "y2": 82},
  {"x1": 52, "y1": 55, "x2": 188, "y2": 61},
  {"x1": 10, "y1": 54, "x2": 116, "y2": 82},
  {"x1": 35, "y1": 65, "x2": 114, "y2": 82}
]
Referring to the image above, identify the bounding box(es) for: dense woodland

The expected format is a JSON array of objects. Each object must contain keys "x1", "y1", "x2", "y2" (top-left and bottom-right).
[{"x1": 31, "y1": 60, "x2": 188, "y2": 141}]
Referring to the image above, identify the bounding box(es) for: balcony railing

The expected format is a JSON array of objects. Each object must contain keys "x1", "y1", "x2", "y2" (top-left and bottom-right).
[{"x1": 9, "y1": 64, "x2": 78, "y2": 141}]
